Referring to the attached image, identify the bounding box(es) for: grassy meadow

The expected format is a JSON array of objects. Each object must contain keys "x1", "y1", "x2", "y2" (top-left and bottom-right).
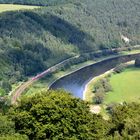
[
  {"x1": 104, "y1": 67, "x2": 140, "y2": 104},
  {"x1": 0, "y1": 4, "x2": 39, "y2": 13}
]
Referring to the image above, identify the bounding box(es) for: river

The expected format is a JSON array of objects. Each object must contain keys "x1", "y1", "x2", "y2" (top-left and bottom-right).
[{"x1": 50, "y1": 53, "x2": 140, "y2": 99}]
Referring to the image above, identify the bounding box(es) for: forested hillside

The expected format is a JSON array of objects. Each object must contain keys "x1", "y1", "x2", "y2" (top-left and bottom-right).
[
  {"x1": 0, "y1": 0, "x2": 74, "y2": 6},
  {"x1": 0, "y1": 0, "x2": 140, "y2": 95}
]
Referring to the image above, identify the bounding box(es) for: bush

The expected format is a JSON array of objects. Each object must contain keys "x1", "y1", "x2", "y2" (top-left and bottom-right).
[
  {"x1": 114, "y1": 63, "x2": 126, "y2": 73},
  {"x1": 135, "y1": 58, "x2": 140, "y2": 67},
  {"x1": 93, "y1": 78, "x2": 112, "y2": 104},
  {"x1": 94, "y1": 92, "x2": 105, "y2": 104},
  {"x1": 94, "y1": 78, "x2": 112, "y2": 94}
]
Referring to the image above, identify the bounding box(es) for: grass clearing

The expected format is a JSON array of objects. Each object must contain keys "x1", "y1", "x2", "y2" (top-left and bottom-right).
[
  {"x1": 104, "y1": 67, "x2": 140, "y2": 104},
  {"x1": 0, "y1": 4, "x2": 39, "y2": 13}
]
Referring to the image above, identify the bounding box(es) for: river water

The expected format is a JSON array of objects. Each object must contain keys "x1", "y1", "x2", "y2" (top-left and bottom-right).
[{"x1": 50, "y1": 53, "x2": 140, "y2": 99}]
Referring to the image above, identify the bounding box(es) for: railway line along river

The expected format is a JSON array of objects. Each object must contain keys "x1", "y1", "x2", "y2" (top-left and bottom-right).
[{"x1": 50, "y1": 53, "x2": 140, "y2": 99}]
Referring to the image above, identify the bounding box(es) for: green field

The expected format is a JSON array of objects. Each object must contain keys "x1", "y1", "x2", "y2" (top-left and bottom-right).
[
  {"x1": 104, "y1": 67, "x2": 140, "y2": 104},
  {"x1": 0, "y1": 4, "x2": 39, "y2": 13}
]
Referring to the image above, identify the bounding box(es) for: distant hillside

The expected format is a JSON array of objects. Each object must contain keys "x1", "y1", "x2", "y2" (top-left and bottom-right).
[
  {"x1": 0, "y1": 0, "x2": 74, "y2": 6},
  {"x1": 0, "y1": 0, "x2": 140, "y2": 94},
  {"x1": 0, "y1": 4, "x2": 38, "y2": 13}
]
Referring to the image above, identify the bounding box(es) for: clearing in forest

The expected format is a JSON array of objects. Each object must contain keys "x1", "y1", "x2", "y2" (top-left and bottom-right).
[{"x1": 0, "y1": 4, "x2": 39, "y2": 13}]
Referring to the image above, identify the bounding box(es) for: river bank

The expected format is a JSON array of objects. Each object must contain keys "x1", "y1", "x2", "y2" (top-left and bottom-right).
[
  {"x1": 83, "y1": 69, "x2": 114, "y2": 102},
  {"x1": 83, "y1": 60, "x2": 135, "y2": 102},
  {"x1": 25, "y1": 49, "x2": 140, "y2": 96},
  {"x1": 11, "y1": 49, "x2": 140, "y2": 102},
  {"x1": 50, "y1": 53, "x2": 140, "y2": 99}
]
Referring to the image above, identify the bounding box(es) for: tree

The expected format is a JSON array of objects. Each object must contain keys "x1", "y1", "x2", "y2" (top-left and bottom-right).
[
  {"x1": 135, "y1": 58, "x2": 140, "y2": 67},
  {"x1": 94, "y1": 92, "x2": 105, "y2": 104},
  {"x1": 0, "y1": 134, "x2": 28, "y2": 140},
  {"x1": 114, "y1": 63, "x2": 126, "y2": 73},
  {"x1": 0, "y1": 113, "x2": 15, "y2": 135},
  {"x1": 107, "y1": 103, "x2": 140, "y2": 139},
  {"x1": 10, "y1": 90, "x2": 109, "y2": 140}
]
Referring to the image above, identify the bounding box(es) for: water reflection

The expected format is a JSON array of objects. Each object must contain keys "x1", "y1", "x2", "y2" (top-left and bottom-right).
[{"x1": 50, "y1": 54, "x2": 140, "y2": 99}]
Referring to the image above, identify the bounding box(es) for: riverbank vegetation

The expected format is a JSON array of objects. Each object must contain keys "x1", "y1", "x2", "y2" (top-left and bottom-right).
[
  {"x1": 22, "y1": 50, "x2": 140, "y2": 96},
  {"x1": 85, "y1": 59, "x2": 140, "y2": 116}
]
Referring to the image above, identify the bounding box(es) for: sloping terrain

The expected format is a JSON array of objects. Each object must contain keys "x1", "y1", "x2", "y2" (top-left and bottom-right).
[
  {"x1": 0, "y1": 4, "x2": 38, "y2": 13},
  {"x1": 0, "y1": 0, "x2": 140, "y2": 94},
  {"x1": 0, "y1": 0, "x2": 74, "y2": 6}
]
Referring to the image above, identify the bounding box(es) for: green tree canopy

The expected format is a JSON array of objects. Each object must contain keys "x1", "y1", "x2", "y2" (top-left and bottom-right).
[
  {"x1": 0, "y1": 113, "x2": 27, "y2": 140},
  {"x1": 108, "y1": 103, "x2": 140, "y2": 139},
  {"x1": 10, "y1": 90, "x2": 109, "y2": 140}
]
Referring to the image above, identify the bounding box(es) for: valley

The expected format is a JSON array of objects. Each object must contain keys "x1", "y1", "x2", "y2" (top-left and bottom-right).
[{"x1": 0, "y1": 1, "x2": 140, "y2": 139}]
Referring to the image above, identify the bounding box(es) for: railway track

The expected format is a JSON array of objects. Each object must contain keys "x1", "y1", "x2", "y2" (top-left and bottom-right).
[{"x1": 11, "y1": 46, "x2": 140, "y2": 104}]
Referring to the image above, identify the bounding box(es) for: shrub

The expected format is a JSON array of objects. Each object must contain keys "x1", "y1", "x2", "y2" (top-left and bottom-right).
[
  {"x1": 114, "y1": 63, "x2": 126, "y2": 73},
  {"x1": 94, "y1": 92, "x2": 105, "y2": 104},
  {"x1": 135, "y1": 58, "x2": 140, "y2": 67}
]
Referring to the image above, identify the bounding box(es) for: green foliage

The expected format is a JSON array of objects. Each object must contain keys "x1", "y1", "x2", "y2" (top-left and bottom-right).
[
  {"x1": 10, "y1": 90, "x2": 109, "y2": 139},
  {"x1": 94, "y1": 93, "x2": 105, "y2": 104},
  {"x1": 1, "y1": 90, "x2": 140, "y2": 139},
  {"x1": 93, "y1": 78, "x2": 112, "y2": 104},
  {"x1": 107, "y1": 103, "x2": 140, "y2": 139},
  {"x1": 0, "y1": 134, "x2": 28, "y2": 140},
  {"x1": 0, "y1": 81, "x2": 12, "y2": 95},
  {"x1": 0, "y1": 0, "x2": 73, "y2": 6},
  {"x1": 0, "y1": 113, "x2": 27, "y2": 139},
  {"x1": 114, "y1": 63, "x2": 127, "y2": 73},
  {"x1": 135, "y1": 58, "x2": 140, "y2": 67},
  {"x1": 0, "y1": 0, "x2": 140, "y2": 86},
  {"x1": 0, "y1": 113, "x2": 15, "y2": 135},
  {"x1": 0, "y1": 88, "x2": 6, "y2": 96},
  {"x1": 94, "y1": 78, "x2": 112, "y2": 93}
]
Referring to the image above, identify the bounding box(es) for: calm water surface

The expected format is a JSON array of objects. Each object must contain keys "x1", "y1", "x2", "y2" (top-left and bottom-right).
[{"x1": 50, "y1": 54, "x2": 140, "y2": 98}]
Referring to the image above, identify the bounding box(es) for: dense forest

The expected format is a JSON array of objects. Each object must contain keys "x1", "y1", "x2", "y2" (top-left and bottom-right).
[
  {"x1": 0, "y1": 0, "x2": 74, "y2": 6},
  {"x1": 0, "y1": 1, "x2": 140, "y2": 139},
  {"x1": 1, "y1": 90, "x2": 140, "y2": 139},
  {"x1": 0, "y1": 0, "x2": 140, "y2": 95}
]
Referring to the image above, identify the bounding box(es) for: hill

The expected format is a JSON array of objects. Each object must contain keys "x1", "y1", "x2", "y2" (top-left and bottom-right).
[
  {"x1": 0, "y1": 4, "x2": 38, "y2": 13},
  {"x1": 0, "y1": 0, "x2": 140, "y2": 94},
  {"x1": 0, "y1": 0, "x2": 74, "y2": 6}
]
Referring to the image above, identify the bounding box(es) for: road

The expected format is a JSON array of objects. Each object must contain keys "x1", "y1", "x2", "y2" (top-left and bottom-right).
[{"x1": 11, "y1": 46, "x2": 140, "y2": 104}]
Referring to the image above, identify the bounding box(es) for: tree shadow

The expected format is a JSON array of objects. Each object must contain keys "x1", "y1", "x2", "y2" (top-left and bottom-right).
[
  {"x1": 0, "y1": 11, "x2": 95, "y2": 52},
  {"x1": 23, "y1": 11, "x2": 95, "y2": 52}
]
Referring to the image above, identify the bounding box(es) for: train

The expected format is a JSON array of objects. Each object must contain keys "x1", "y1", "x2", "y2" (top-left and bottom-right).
[{"x1": 32, "y1": 68, "x2": 51, "y2": 81}]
